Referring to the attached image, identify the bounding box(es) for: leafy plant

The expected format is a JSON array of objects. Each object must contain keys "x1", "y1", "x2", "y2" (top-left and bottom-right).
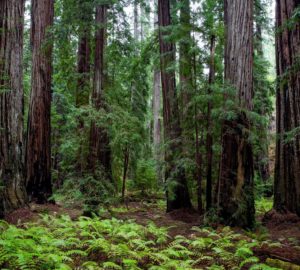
[{"x1": 0, "y1": 213, "x2": 276, "y2": 270}]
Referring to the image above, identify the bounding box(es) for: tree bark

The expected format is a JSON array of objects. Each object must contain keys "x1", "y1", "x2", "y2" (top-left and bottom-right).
[
  {"x1": 153, "y1": 69, "x2": 163, "y2": 183},
  {"x1": 26, "y1": 0, "x2": 54, "y2": 203},
  {"x1": 0, "y1": 0, "x2": 27, "y2": 217},
  {"x1": 122, "y1": 147, "x2": 129, "y2": 201},
  {"x1": 192, "y1": 32, "x2": 203, "y2": 214},
  {"x1": 88, "y1": 5, "x2": 112, "y2": 180},
  {"x1": 274, "y1": 0, "x2": 300, "y2": 216},
  {"x1": 158, "y1": 0, "x2": 192, "y2": 212},
  {"x1": 75, "y1": 1, "x2": 92, "y2": 173},
  {"x1": 179, "y1": 0, "x2": 193, "y2": 110},
  {"x1": 195, "y1": 112, "x2": 203, "y2": 213},
  {"x1": 179, "y1": 0, "x2": 195, "y2": 191},
  {"x1": 179, "y1": 0, "x2": 192, "y2": 138},
  {"x1": 153, "y1": 2, "x2": 163, "y2": 184},
  {"x1": 76, "y1": 0, "x2": 91, "y2": 107},
  {"x1": 206, "y1": 34, "x2": 216, "y2": 211},
  {"x1": 217, "y1": 0, "x2": 255, "y2": 228},
  {"x1": 76, "y1": 34, "x2": 90, "y2": 107}
]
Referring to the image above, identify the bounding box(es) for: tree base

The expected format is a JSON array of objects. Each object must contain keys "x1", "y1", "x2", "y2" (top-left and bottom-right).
[{"x1": 263, "y1": 209, "x2": 300, "y2": 225}]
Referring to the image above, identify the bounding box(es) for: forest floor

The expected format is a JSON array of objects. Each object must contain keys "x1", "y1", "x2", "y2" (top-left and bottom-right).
[{"x1": 3, "y1": 198, "x2": 300, "y2": 269}]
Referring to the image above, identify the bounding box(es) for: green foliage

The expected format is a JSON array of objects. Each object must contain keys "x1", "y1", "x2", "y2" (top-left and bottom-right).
[
  {"x1": 48, "y1": 0, "x2": 276, "y2": 217},
  {"x1": 250, "y1": 263, "x2": 281, "y2": 270},
  {"x1": 0, "y1": 214, "x2": 284, "y2": 270},
  {"x1": 134, "y1": 159, "x2": 157, "y2": 194},
  {"x1": 255, "y1": 197, "x2": 273, "y2": 215},
  {"x1": 52, "y1": 171, "x2": 116, "y2": 212},
  {"x1": 0, "y1": 219, "x2": 76, "y2": 270}
]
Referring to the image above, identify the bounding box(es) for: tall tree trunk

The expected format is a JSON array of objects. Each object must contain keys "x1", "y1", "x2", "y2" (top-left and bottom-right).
[
  {"x1": 134, "y1": 0, "x2": 139, "y2": 42},
  {"x1": 274, "y1": 0, "x2": 300, "y2": 216},
  {"x1": 26, "y1": 0, "x2": 54, "y2": 203},
  {"x1": 88, "y1": 5, "x2": 112, "y2": 179},
  {"x1": 206, "y1": 35, "x2": 216, "y2": 211},
  {"x1": 179, "y1": 0, "x2": 195, "y2": 189},
  {"x1": 195, "y1": 111, "x2": 203, "y2": 213},
  {"x1": 76, "y1": 0, "x2": 91, "y2": 107},
  {"x1": 192, "y1": 33, "x2": 203, "y2": 213},
  {"x1": 140, "y1": 3, "x2": 144, "y2": 41},
  {"x1": 153, "y1": 1, "x2": 163, "y2": 184},
  {"x1": 75, "y1": 1, "x2": 91, "y2": 173},
  {"x1": 158, "y1": 0, "x2": 192, "y2": 212},
  {"x1": 0, "y1": 0, "x2": 27, "y2": 217},
  {"x1": 217, "y1": 0, "x2": 255, "y2": 228},
  {"x1": 254, "y1": 0, "x2": 270, "y2": 182},
  {"x1": 179, "y1": 0, "x2": 193, "y2": 109},
  {"x1": 153, "y1": 69, "x2": 163, "y2": 183},
  {"x1": 179, "y1": 0, "x2": 192, "y2": 142},
  {"x1": 122, "y1": 147, "x2": 129, "y2": 201},
  {"x1": 76, "y1": 34, "x2": 90, "y2": 107}
]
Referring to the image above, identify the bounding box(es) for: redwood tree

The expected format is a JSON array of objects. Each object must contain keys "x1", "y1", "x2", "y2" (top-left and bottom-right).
[
  {"x1": 274, "y1": 0, "x2": 300, "y2": 216},
  {"x1": 179, "y1": 0, "x2": 200, "y2": 211},
  {"x1": 153, "y1": 1, "x2": 163, "y2": 184},
  {"x1": 0, "y1": 0, "x2": 27, "y2": 217},
  {"x1": 206, "y1": 34, "x2": 216, "y2": 211},
  {"x1": 76, "y1": 0, "x2": 91, "y2": 107},
  {"x1": 88, "y1": 5, "x2": 112, "y2": 179},
  {"x1": 26, "y1": 0, "x2": 54, "y2": 203},
  {"x1": 75, "y1": 0, "x2": 92, "y2": 173},
  {"x1": 158, "y1": 0, "x2": 191, "y2": 212},
  {"x1": 76, "y1": 34, "x2": 90, "y2": 107},
  {"x1": 217, "y1": 0, "x2": 255, "y2": 228},
  {"x1": 179, "y1": 0, "x2": 193, "y2": 111}
]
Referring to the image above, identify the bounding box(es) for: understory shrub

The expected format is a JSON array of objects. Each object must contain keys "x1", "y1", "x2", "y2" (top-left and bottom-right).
[{"x1": 0, "y1": 214, "x2": 281, "y2": 270}]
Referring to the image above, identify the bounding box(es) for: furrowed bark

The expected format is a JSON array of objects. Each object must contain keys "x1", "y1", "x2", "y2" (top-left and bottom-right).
[
  {"x1": 75, "y1": 0, "x2": 92, "y2": 173},
  {"x1": 274, "y1": 0, "x2": 300, "y2": 216},
  {"x1": 206, "y1": 34, "x2": 216, "y2": 211},
  {"x1": 217, "y1": 0, "x2": 255, "y2": 228},
  {"x1": 76, "y1": 0, "x2": 92, "y2": 108},
  {"x1": 158, "y1": 0, "x2": 192, "y2": 212},
  {"x1": 0, "y1": 0, "x2": 27, "y2": 217},
  {"x1": 26, "y1": 0, "x2": 54, "y2": 203},
  {"x1": 88, "y1": 5, "x2": 112, "y2": 180},
  {"x1": 179, "y1": 0, "x2": 196, "y2": 197}
]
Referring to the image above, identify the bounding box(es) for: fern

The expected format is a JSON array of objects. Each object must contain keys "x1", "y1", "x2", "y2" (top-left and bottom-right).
[
  {"x1": 240, "y1": 256, "x2": 260, "y2": 268},
  {"x1": 235, "y1": 246, "x2": 254, "y2": 259},
  {"x1": 102, "y1": 261, "x2": 122, "y2": 270},
  {"x1": 249, "y1": 263, "x2": 282, "y2": 270},
  {"x1": 0, "y1": 212, "x2": 288, "y2": 270}
]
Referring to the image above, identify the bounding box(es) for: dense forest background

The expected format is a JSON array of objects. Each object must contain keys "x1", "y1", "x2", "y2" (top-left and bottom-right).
[{"x1": 0, "y1": 0, "x2": 300, "y2": 269}]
